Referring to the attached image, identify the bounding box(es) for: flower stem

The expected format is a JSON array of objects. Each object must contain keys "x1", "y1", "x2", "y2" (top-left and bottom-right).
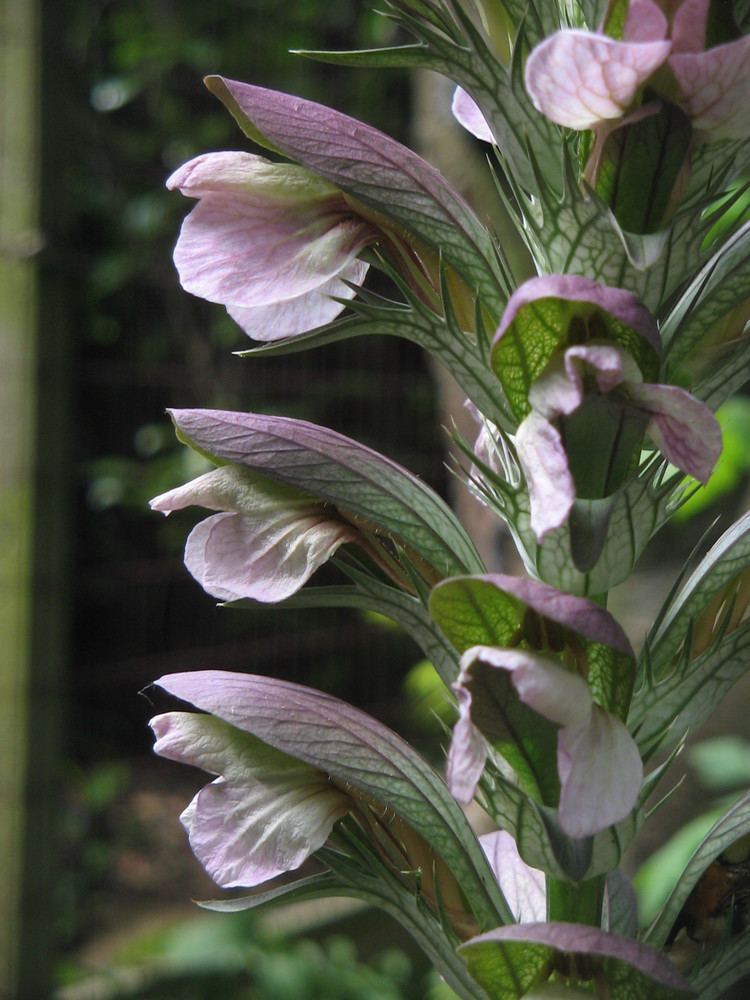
[{"x1": 546, "y1": 873, "x2": 605, "y2": 926}]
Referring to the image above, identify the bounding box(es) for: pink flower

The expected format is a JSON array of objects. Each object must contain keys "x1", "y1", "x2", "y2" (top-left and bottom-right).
[
  {"x1": 491, "y1": 275, "x2": 722, "y2": 542},
  {"x1": 448, "y1": 645, "x2": 642, "y2": 837},
  {"x1": 432, "y1": 573, "x2": 641, "y2": 837},
  {"x1": 168, "y1": 151, "x2": 372, "y2": 341},
  {"x1": 151, "y1": 707, "x2": 350, "y2": 887},
  {"x1": 479, "y1": 830, "x2": 546, "y2": 923},
  {"x1": 151, "y1": 407, "x2": 483, "y2": 603},
  {"x1": 150, "y1": 465, "x2": 360, "y2": 603},
  {"x1": 524, "y1": 0, "x2": 750, "y2": 142},
  {"x1": 150, "y1": 669, "x2": 506, "y2": 935}
]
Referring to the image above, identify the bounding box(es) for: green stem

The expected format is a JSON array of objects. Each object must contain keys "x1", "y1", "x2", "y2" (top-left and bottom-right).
[{"x1": 546, "y1": 874, "x2": 605, "y2": 926}]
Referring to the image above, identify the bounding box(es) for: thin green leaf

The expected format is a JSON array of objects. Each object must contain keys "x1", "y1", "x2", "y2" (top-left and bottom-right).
[
  {"x1": 630, "y1": 620, "x2": 750, "y2": 759},
  {"x1": 295, "y1": 43, "x2": 438, "y2": 70},
  {"x1": 662, "y1": 219, "x2": 750, "y2": 368},
  {"x1": 645, "y1": 793, "x2": 750, "y2": 948},
  {"x1": 197, "y1": 872, "x2": 342, "y2": 912},
  {"x1": 644, "y1": 512, "x2": 750, "y2": 678}
]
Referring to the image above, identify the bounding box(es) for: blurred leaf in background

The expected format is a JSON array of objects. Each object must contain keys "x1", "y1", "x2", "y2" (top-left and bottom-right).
[{"x1": 673, "y1": 397, "x2": 750, "y2": 521}]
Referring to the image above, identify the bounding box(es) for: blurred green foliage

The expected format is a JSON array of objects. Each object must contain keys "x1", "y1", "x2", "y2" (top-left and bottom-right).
[{"x1": 57, "y1": 895, "x2": 460, "y2": 997}]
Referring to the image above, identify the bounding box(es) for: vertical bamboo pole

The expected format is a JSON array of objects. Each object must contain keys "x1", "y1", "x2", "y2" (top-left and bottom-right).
[{"x1": 0, "y1": 0, "x2": 42, "y2": 994}]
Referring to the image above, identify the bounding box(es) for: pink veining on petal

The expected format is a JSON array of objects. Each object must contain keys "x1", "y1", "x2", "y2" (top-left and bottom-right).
[
  {"x1": 557, "y1": 706, "x2": 642, "y2": 837},
  {"x1": 670, "y1": 36, "x2": 750, "y2": 140},
  {"x1": 494, "y1": 275, "x2": 661, "y2": 356},
  {"x1": 151, "y1": 711, "x2": 348, "y2": 888},
  {"x1": 515, "y1": 411, "x2": 576, "y2": 542},
  {"x1": 150, "y1": 465, "x2": 359, "y2": 603},
  {"x1": 451, "y1": 87, "x2": 494, "y2": 143},
  {"x1": 623, "y1": 0, "x2": 669, "y2": 43},
  {"x1": 525, "y1": 30, "x2": 671, "y2": 130},
  {"x1": 226, "y1": 260, "x2": 369, "y2": 341},
  {"x1": 670, "y1": 0, "x2": 710, "y2": 53},
  {"x1": 173, "y1": 195, "x2": 370, "y2": 309},
  {"x1": 626, "y1": 382, "x2": 722, "y2": 484},
  {"x1": 183, "y1": 509, "x2": 358, "y2": 603}
]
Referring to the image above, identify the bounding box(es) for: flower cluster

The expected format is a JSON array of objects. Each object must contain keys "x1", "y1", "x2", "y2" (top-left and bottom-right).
[{"x1": 147, "y1": 2, "x2": 750, "y2": 997}]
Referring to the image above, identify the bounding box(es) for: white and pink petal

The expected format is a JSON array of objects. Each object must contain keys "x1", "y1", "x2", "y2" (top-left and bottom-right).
[
  {"x1": 670, "y1": 35, "x2": 750, "y2": 140},
  {"x1": 669, "y1": 0, "x2": 711, "y2": 54},
  {"x1": 461, "y1": 646, "x2": 592, "y2": 730},
  {"x1": 450, "y1": 647, "x2": 642, "y2": 836},
  {"x1": 479, "y1": 830, "x2": 546, "y2": 923},
  {"x1": 626, "y1": 381, "x2": 722, "y2": 484},
  {"x1": 173, "y1": 193, "x2": 370, "y2": 309},
  {"x1": 151, "y1": 711, "x2": 349, "y2": 888},
  {"x1": 557, "y1": 707, "x2": 642, "y2": 838},
  {"x1": 150, "y1": 466, "x2": 359, "y2": 603},
  {"x1": 182, "y1": 508, "x2": 357, "y2": 603},
  {"x1": 451, "y1": 87, "x2": 494, "y2": 143},
  {"x1": 623, "y1": 0, "x2": 669, "y2": 44},
  {"x1": 445, "y1": 684, "x2": 489, "y2": 805},
  {"x1": 226, "y1": 260, "x2": 368, "y2": 341},
  {"x1": 166, "y1": 151, "x2": 339, "y2": 202},
  {"x1": 524, "y1": 30, "x2": 671, "y2": 130},
  {"x1": 515, "y1": 412, "x2": 576, "y2": 542},
  {"x1": 528, "y1": 345, "x2": 632, "y2": 421}
]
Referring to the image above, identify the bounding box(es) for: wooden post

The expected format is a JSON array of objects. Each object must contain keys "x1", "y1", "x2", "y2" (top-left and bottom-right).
[{"x1": 0, "y1": 0, "x2": 59, "y2": 995}]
